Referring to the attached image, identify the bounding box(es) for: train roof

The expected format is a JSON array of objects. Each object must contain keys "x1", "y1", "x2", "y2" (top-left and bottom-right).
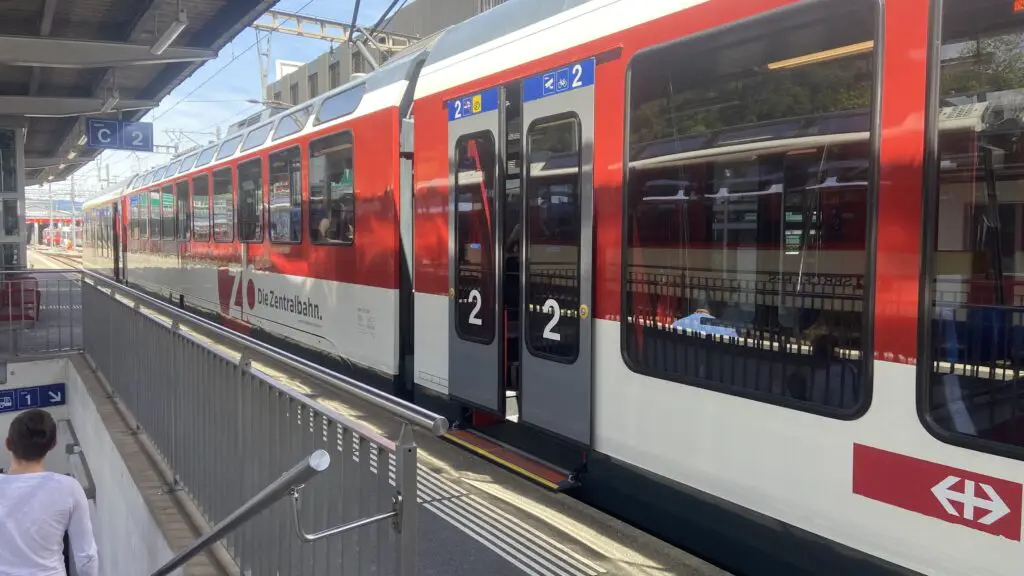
[
  {"x1": 423, "y1": 0, "x2": 594, "y2": 69},
  {"x1": 83, "y1": 39, "x2": 436, "y2": 210}
]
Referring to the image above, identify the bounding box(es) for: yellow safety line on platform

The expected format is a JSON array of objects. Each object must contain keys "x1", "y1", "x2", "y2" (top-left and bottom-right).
[{"x1": 444, "y1": 432, "x2": 561, "y2": 491}]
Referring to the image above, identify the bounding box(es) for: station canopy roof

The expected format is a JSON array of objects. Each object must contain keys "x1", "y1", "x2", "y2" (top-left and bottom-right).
[{"x1": 0, "y1": 0, "x2": 279, "y2": 186}]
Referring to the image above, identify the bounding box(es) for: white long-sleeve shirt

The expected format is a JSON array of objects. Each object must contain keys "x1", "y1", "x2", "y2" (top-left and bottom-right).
[{"x1": 0, "y1": 471, "x2": 98, "y2": 576}]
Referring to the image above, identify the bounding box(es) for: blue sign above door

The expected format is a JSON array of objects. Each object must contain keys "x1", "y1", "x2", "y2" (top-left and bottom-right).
[{"x1": 523, "y1": 58, "x2": 596, "y2": 102}]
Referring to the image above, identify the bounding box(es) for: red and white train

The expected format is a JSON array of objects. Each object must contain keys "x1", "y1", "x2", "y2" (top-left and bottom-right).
[{"x1": 83, "y1": 0, "x2": 1024, "y2": 573}]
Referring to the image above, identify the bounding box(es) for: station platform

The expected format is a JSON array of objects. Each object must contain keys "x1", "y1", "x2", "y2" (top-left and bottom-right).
[
  {"x1": 175, "y1": 319, "x2": 728, "y2": 576},
  {"x1": 22, "y1": 247, "x2": 727, "y2": 576}
]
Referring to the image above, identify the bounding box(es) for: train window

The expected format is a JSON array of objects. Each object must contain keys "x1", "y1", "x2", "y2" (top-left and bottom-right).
[
  {"x1": 216, "y1": 135, "x2": 243, "y2": 161},
  {"x1": 923, "y1": 0, "x2": 1024, "y2": 454},
  {"x1": 237, "y1": 158, "x2": 264, "y2": 243},
  {"x1": 212, "y1": 168, "x2": 234, "y2": 242},
  {"x1": 130, "y1": 195, "x2": 139, "y2": 239},
  {"x1": 194, "y1": 146, "x2": 216, "y2": 168},
  {"x1": 622, "y1": 0, "x2": 878, "y2": 414},
  {"x1": 241, "y1": 124, "x2": 272, "y2": 152},
  {"x1": 453, "y1": 131, "x2": 498, "y2": 345},
  {"x1": 139, "y1": 194, "x2": 148, "y2": 239},
  {"x1": 178, "y1": 153, "x2": 199, "y2": 174},
  {"x1": 273, "y1": 106, "x2": 311, "y2": 140},
  {"x1": 309, "y1": 132, "x2": 355, "y2": 245},
  {"x1": 269, "y1": 146, "x2": 302, "y2": 243},
  {"x1": 165, "y1": 159, "x2": 182, "y2": 177},
  {"x1": 192, "y1": 175, "x2": 210, "y2": 241},
  {"x1": 162, "y1": 185, "x2": 174, "y2": 240},
  {"x1": 152, "y1": 166, "x2": 167, "y2": 184},
  {"x1": 149, "y1": 190, "x2": 161, "y2": 239},
  {"x1": 175, "y1": 181, "x2": 190, "y2": 241},
  {"x1": 315, "y1": 84, "x2": 365, "y2": 126},
  {"x1": 523, "y1": 114, "x2": 582, "y2": 362}
]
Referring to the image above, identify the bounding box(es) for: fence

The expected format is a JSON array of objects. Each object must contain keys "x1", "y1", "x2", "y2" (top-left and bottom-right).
[
  {"x1": 0, "y1": 269, "x2": 81, "y2": 358},
  {"x1": 79, "y1": 271, "x2": 440, "y2": 575}
]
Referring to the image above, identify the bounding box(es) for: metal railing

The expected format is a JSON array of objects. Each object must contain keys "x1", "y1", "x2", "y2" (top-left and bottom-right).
[
  {"x1": 78, "y1": 269, "x2": 442, "y2": 575},
  {"x1": 0, "y1": 269, "x2": 82, "y2": 358}
]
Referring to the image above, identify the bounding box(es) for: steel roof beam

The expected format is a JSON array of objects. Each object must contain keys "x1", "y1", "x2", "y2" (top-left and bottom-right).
[
  {"x1": 0, "y1": 96, "x2": 157, "y2": 117},
  {"x1": 0, "y1": 36, "x2": 216, "y2": 68},
  {"x1": 24, "y1": 157, "x2": 65, "y2": 170}
]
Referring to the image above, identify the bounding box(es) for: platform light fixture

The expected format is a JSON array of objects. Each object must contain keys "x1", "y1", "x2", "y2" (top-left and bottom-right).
[
  {"x1": 67, "y1": 150, "x2": 77, "y2": 160},
  {"x1": 151, "y1": 6, "x2": 188, "y2": 56},
  {"x1": 77, "y1": 134, "x2": 87, "y2": 146}
]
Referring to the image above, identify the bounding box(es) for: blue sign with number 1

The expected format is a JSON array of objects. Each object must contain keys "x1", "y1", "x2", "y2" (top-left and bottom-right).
[
  {"x1": 524, "y1": 59, "x2": 595, "y2": 103},
  {"x1": 0, "y1": 383, "x2": 66, "y2": 414}
]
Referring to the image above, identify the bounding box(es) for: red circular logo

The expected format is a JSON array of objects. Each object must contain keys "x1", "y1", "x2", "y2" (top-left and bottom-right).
[{"x1": 246, "y1": 279, "x2": 255, "y2": 310}]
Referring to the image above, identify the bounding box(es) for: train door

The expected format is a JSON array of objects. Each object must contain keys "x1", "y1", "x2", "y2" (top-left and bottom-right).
[
  {"x1": 448, "y1": 87, "x2": 505, "y2": 412},
  {"x1": 516, "y1": 59, "x2": 595, "y2": 445}
]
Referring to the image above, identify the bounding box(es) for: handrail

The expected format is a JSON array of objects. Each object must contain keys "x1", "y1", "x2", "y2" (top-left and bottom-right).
[
  {"x1": 150, "y1": 450, "x2": 331, "y2": 576},
  {"x1": 78, "y1": 269, "x2": 450, "y2": 435}
]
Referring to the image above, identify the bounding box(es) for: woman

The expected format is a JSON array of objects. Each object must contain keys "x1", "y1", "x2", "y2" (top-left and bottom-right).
[{"x1": 0, "y1": 409, "x2": 98, "y2": 576}]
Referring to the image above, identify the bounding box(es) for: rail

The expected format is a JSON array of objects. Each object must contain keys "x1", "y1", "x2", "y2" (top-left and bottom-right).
[
  {"x1": 79, "y1": 268, "x2": 447, "y2": 435},
  {"x1": 76, "y1": 270, "x2": 428, "y2": 574},
  {"x1": 0, "y1": 268, "x2": 81, "y2": 358},
  {"x1": 151, "y1": 450, "x2": 331, "y2": 576}
]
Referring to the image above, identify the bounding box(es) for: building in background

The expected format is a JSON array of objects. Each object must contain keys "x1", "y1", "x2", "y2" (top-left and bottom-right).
[{"x1": 264, "y1": 0, "x2": 510, "y2": 105}]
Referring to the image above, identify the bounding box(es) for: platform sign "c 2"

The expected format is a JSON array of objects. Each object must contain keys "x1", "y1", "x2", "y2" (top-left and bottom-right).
[
  {"x1": 86, "y1": 118, "x2": 153, "y2": 152},
  {"x1": 0, "y1": 383, "x2": 66, "y2": 414}
]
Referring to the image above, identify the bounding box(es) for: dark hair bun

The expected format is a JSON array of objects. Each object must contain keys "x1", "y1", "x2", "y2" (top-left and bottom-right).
[{"x1": 8, "y1": 408, "x2": 57, "y2": 461}]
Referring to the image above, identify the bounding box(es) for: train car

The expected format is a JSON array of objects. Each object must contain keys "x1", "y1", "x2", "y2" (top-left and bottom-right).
[
  {"x1": 82, "y1": 0, "x2": 1024, "y2": 573},
  {"x1": 84, "y1": 46, "x2": 430, "y2": 391}
]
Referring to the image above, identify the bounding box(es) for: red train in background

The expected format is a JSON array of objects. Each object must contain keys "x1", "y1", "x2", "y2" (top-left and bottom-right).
[{"x1": 83, "y1": 0, "x2": 1024, "y2": 573}]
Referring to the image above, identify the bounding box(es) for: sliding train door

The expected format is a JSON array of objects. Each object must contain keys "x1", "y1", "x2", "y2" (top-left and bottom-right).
[
  {"x1": 517, "y1": 59, "x2": 595, "y2": 445},
  {"x1": 448, "y1": 88, "x2": 505, "y2": 412}
]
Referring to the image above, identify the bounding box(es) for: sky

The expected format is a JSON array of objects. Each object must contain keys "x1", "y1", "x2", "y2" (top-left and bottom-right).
[{"x1": 30, "y1": 0, "x2": 401, "y2": 201}]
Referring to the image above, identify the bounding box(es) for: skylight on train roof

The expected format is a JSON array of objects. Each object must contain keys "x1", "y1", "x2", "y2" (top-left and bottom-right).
[
  {"x1": 216, "y1": 135, "x2": 243, "y2": 160},
  {"x1": 165, "y1": 159, "x2": 182, "y2": 177},
  {"x1": 273, "y1": 106, "x2": 311, "y2": 140},
  {"x1": 315, "y1": 84, "x2": 366, "y2": 126},
  {"x1": 240, "y1": 124, "x2": 272, "y2": 152},
  {"x1": 177, "y1": 152, "x2": 199, "y2": 174},
  {"x1": 194, "y1": 146, "x2": 217, "y2": 168}
]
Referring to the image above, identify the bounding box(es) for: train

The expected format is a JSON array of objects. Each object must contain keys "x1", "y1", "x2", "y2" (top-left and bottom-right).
[{"x1": 82, "y1": 0, "x2": 1024, "y2": 573}]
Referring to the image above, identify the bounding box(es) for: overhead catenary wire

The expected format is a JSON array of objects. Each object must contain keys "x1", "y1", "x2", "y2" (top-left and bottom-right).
[{"x1": 153, "y1": 0, "x2": 319, "y2": 122}]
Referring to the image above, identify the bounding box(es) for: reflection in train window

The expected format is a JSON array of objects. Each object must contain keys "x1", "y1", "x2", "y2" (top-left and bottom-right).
[
  {"x1": 309, "y1": 132, "x2": 354, "y2": 244},
  {"x1": 524, "y1": 114, "x2": 582, "y2": 362},
  {"x1": 176, "y1": 180, "x2": 190, "y2": 241},
  {"x1": 192, "y1": 175, "x2": 211, "y2": 241},
  {"x1": 238, "y1": 158, "x2": 264, "y2": 243},
  {"x1": 212, "y1": 168, "x2": 234, "y2": 242},
  {"x1": 161, "y1": 185, "x2": 174, "y2": 241},
  {"x1": 139, "y1": 194, "x2": 149, "y2": 239},
  {"x1": 130, "y1": 195, "x2": 140, "y2": 239},
  {"x1": 924, "y1": 0, "x2": 1024, "y2": 453},
  {"x1": 622, "y1": 0, "x2": 877, "y2": 413},
  {"x1": 454, "y1": 131, "x2": 497, "y2": 345},
  {"x1": 270, "y1": 146, "x2": 302, "y2": 243},
  {"x1": 149, "y1": 190, "x2": 162, "y2": 240}
]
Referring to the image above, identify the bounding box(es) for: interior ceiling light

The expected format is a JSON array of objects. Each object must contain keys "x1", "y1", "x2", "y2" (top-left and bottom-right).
[
  {"x1": 766, "y1": 40, "x2": 874, "y2": 70},
  {"x1": 151, "y1": 6, "x2": 188, "y2": 55}
]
